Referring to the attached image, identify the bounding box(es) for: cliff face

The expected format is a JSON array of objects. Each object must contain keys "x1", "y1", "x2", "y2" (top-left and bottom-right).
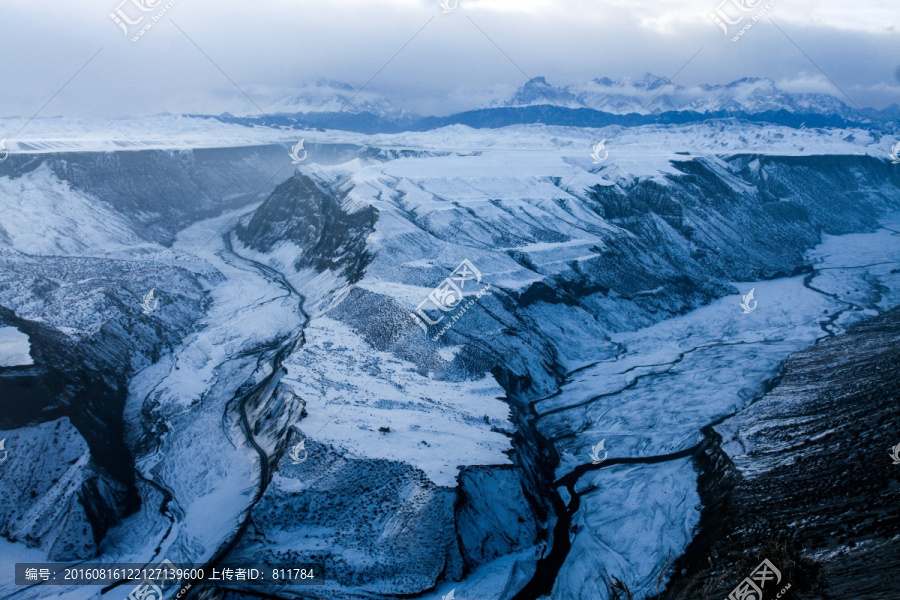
[{"x1": 659, "y1": 307, "x2": 900, "y2": 600}]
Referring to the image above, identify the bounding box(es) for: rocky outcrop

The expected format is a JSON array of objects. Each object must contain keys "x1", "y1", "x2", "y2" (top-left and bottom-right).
[{"x1": 235, "y1": 172, "x2": 378, "y2": 284}]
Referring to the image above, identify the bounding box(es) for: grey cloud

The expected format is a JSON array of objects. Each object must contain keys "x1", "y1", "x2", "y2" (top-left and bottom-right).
[{"x1": 0, "y1": 0, "x2": 896, "y2": 122}]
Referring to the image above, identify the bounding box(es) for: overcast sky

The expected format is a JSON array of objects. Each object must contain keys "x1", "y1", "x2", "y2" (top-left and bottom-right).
[{"x1": 0, "y1": 0, "x2": 897, "y2": 120}]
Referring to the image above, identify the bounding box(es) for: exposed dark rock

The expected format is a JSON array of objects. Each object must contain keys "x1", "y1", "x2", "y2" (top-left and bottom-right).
[
  {"x1": 235, "y1": 172, "x2": 378, "y2": 284},
  {"x1": 457, "y1": 465, "x2": 540, "y2": 568}
]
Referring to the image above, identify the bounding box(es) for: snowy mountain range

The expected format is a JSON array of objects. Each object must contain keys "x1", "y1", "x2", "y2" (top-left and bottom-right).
[
  {"x1": 194, "y1": 75, "x2": 900, "y2": 134},
  {"x1": 262, "y1": 79, "x2": 418, "y2": 121},
  {"x1": 495, "y1": 74, "x2": 856, "y2": 116}
]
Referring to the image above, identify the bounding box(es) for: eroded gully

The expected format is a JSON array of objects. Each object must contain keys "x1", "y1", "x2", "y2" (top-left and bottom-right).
[{"x1": 183, "y1": 234, "x2": 311, "y2": 596}]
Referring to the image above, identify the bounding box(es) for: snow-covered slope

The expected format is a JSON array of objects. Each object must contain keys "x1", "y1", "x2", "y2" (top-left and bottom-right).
[
  {"x1": 1, "y1": 114, "x2": 895, "y2": 159},
  {"x1": 0, "y1": 326, "x2": 32, "y2": 367}
]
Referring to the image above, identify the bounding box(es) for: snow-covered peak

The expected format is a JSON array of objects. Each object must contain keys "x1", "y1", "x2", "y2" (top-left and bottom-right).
[
  {"x1": 494, "y1": 74, "x2": 863, "y2": 118},
  {"x1": 503, "y1": 76, "x2": 580, "y2": 107},
  {"x1": 263, "y1": 79, "x2": 418, "y2": 120}
]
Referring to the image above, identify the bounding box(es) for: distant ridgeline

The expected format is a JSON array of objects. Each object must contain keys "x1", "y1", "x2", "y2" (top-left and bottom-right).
[{"x1": 187, "y1": 105, "x2": 897, "y2": 135}]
